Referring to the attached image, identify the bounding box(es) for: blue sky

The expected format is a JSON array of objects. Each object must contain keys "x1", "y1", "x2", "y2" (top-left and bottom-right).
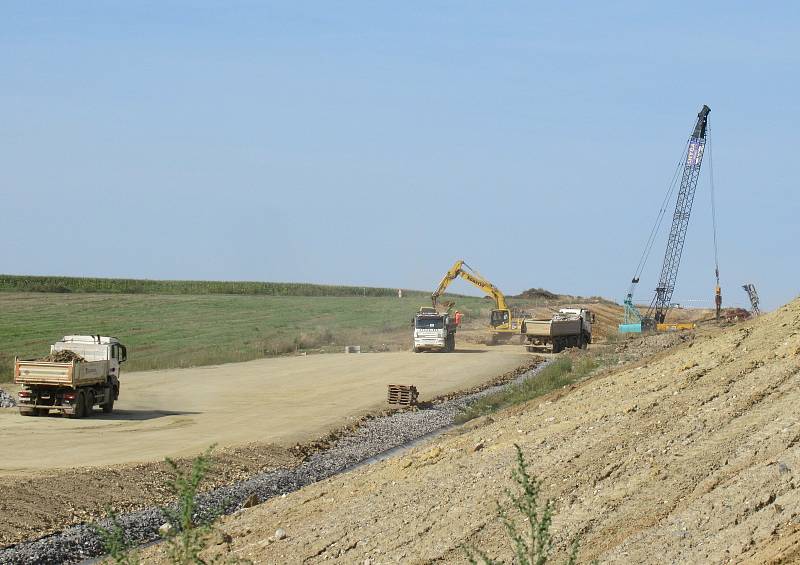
[{"x1": 2, "y1": 2, "x2": 797, "y2": 310}]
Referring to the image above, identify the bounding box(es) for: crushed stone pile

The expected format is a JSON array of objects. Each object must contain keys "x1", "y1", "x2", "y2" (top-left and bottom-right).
[
  {"x1": 0, "y1": 389, "x2": 15, "y2": 408},
  {"x1": 39, "y1": 350, "x2": 85, "y2": 363}
]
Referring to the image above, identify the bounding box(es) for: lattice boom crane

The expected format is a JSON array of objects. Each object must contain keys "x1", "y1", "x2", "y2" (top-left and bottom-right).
[{"x1": 642, "y1": 105, "x2": 711, "y2": 329}]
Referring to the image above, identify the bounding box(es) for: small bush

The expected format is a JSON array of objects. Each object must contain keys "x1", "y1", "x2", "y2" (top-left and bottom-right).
[
  {"x1": 465, "y1": 444, "x2": 580, "y2": 565},
  {"x1": 92, "y1": 508, "x2": 140, "y2": 565},
  {"x1": 160, "y1": 445, "x2": 217, "y2": 564}
]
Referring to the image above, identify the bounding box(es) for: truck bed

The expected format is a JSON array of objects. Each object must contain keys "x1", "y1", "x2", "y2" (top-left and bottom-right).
[
  {"x1": 15, "y1": 359, "x2": 109, "y2": 388},
  {"x1": 522, "y1": 318, "x2": 581, "y2": 337}
]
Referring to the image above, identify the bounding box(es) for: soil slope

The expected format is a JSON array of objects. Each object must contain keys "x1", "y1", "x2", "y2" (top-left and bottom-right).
[{"x1": 176, "y1": 298, "x2": 800, "y2": 564}]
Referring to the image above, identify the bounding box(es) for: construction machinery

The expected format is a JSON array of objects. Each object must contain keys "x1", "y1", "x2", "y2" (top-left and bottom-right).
[
  {"x1": 15, "y1": 336, "x2": 127, "y2": 418},
  {"x1": 521, "y1": 308, "x2": 594, "y2": 353},
  {"x1": 431, "y1": 260, "x2": 520, "y2": 344},
  {"x1": 620, "y1": 105, "x2": 716, "y2": 333},
  {"x1": 413, "y1": 307, "x2": 457, "y2": 352},
  {"x1": 742, "y1": 283, "x2": 761, "y2": 316}
]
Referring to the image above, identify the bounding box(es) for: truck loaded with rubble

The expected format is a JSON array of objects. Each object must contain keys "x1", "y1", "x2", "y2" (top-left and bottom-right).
[
  {"x1": 521, "y1": 307, "x2": 594, "y2": 353},
  {"x1": 14, "y1": 335, "x2": 127, "y2": 418}
]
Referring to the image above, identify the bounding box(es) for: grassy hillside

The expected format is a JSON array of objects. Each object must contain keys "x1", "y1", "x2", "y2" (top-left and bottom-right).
[
  {"x1": 0, "y1": 292, "x2": 491, "y2": 381},
  {"x1": 0, "y1": 274, "x2": 431, "y2": 298}
]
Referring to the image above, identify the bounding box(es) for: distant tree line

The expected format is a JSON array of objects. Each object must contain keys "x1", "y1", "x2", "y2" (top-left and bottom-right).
[{"x1": 0, "y1": 275, "x2": 433, "y2": 298}]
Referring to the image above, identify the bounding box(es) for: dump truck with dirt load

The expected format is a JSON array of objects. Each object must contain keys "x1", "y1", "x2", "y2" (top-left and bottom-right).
[
  {"x1": 14, "y1": 336, "x2": 127, "y2": 418},
  {"x1": 521, "y1": 308, "x2": 594, "y2": 353},
  {"x1": 413, "y1": 307, "x2": 457, "y2": 352}
]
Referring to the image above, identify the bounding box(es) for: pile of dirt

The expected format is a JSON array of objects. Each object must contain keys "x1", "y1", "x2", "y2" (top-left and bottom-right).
[
  {"x1": 0, "y1": 389, "x2": 15, "y2": 408},
  {"x1": 514, "y1": 287, "x2": 561, "y2": 300},
  {"x1": 165, "y1": 298, "x2": 800, "y2": 564},
  {"x1": 38, "y1": 350, "x2": 85, "y2": 363}
]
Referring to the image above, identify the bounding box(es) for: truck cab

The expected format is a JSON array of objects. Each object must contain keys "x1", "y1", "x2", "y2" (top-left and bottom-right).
[{"x1": 413, "y1": 308, "x2": 457, "y2": 353}]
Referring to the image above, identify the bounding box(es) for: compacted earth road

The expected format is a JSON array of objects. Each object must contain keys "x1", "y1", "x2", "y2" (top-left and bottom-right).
[{"x1": 0, "y1": 344, "x2": 528, "y2": 473}]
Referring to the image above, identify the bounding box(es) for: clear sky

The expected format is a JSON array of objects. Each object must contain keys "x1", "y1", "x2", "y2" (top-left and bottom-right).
[{"x1": 2, "y1": 2, "x2": 797, "y2": 310}]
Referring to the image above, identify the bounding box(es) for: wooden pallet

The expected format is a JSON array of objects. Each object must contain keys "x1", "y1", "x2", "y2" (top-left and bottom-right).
[{"x1": 387, "y1": 384, "x2": 419, "y2": 406}]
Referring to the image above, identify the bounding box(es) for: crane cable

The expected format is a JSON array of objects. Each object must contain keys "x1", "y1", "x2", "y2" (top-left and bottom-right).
[
  {"x1": 632, "y1": 149, "x2": 684, "y2": 283},
  {"x1": 627, "y1": 115, "x2": 697, "y2": 297},
  {"x1": 708, "y1": 125, "x2": 720, "y2": 283}
]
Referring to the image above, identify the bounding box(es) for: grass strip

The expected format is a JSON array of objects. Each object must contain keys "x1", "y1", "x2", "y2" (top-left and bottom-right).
[{"x1": 455, "y1": 355, "x2": 597, "y2": 423}]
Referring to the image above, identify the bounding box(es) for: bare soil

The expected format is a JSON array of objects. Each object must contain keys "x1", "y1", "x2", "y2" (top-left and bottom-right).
[
  {"x1": 150, "y1": 299, "x2": 800, "y2": 564},
  {"x1": 0, "y1": 344, "x2": 530, "y2": 547}
]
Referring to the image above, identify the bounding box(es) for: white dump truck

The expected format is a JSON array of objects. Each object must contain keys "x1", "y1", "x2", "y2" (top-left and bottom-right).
[
  {"x1": 521, "y1": 308, "x2": 594, "y2": 353},
  {"x1": 14, "y1": 335, "x2": 127, "y2": 418},
  {"x1": 413, "y1": 307, "x2": 457, "y2": 352}
]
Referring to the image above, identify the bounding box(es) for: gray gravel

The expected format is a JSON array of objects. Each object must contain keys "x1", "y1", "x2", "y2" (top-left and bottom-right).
[
  {"x1": 0, "y1": 389, "x2": 15, "y2": 408},
  {"x1": 0, "y1": 362, "x2": 549, "y2": 565}
]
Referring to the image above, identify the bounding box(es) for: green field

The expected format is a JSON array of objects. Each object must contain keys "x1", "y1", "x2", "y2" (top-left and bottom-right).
[{"x1": 0, "y1": 292, "x2": 491, "y2": 381}]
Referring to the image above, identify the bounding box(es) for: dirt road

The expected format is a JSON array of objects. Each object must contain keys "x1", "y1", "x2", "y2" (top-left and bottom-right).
[
  {"x1": 0, "y1": 345, "x2": 528, "y2": 474},
  {"x1": 158, "y1": 300, "x2": 800, "y2": 564}
]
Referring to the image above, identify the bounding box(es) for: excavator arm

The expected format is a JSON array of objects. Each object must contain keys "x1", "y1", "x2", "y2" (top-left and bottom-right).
[{"x1": 431, "y1": 260, "x2": 511, "y2": 331}]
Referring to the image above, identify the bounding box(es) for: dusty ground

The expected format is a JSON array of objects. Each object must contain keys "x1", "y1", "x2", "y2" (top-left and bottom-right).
[
  {"x1": 0, "y1": 344, "x2": 530, "y2": 547},
  {"x1": 153, "y1": 299, "x2": 800, "y2": 564},
  {"x1": 0, "y1": 344, "x2": 528, "y2": 474}
]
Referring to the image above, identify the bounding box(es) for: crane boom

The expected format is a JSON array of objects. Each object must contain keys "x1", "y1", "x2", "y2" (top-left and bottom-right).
[{"x1": 644, "y1": 105, "x2": 711, "y2": 327}]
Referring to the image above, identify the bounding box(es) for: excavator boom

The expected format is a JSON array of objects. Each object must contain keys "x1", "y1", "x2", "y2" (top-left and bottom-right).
[
  {"x1": 430, "y1": 260, "x2": 515, "y2": 338},
  {"x1": 431, "y1": 260, "x2": 508, "y2": 311}
]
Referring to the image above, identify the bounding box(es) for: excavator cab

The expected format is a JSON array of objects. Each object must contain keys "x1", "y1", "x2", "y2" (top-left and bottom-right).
[{"x1": 490, "y1": 309, "x2": 511, "y2": 329}]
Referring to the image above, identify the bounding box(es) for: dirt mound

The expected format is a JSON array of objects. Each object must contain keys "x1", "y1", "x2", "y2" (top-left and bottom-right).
[
  {"x1": 38, "y1": 350, "x2": 85, "y2": 363},
  {"x1": 515, "y1": 287, "x2": 561, "y2": 300},
  {"x1": 169, "y1": 298, "x2": 800, "y2": 564}
]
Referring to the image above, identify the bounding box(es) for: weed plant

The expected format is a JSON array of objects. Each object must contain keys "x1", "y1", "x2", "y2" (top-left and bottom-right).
[{"x1": 465, "y1": 444, "x2": 580, "y2": 565}]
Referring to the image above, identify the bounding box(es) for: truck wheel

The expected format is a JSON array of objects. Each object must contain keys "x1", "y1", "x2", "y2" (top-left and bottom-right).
[
  {"x1": 413, "y1": 347, "x2": 421, "y2": 353},
  {"x1": 19, "y1": 407, "x2": 35, "y2": 417},
  {"x1": 84, "y1": 391, "x2": 95, "y2": 417},
  {"x1": 102, "y1": 397, "x2": 114, "y2": 414},
  {"x1": 72, "y1": 391, "x2": 87, "y2": 419}
]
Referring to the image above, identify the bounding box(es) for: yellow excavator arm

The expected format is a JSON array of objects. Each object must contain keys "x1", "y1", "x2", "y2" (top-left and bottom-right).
[
  {"x1": 431, "y1": 260, "x2": 509, "y2": 311},
  {"x1": 431, "y1": 260, "x2": 513, "y2": 336}
]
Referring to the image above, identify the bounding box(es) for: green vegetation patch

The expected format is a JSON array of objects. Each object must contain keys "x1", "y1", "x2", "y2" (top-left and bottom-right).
[
  {"x1": 456, "y1": 356, "x2": 598, "y2": 423},
  {"x1": 0, "y1": 292, "x2": 490, "y2": 381}
]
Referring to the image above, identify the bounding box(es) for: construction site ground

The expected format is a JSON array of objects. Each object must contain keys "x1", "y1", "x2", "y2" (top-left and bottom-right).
[
  {"x1": 0, "y1": 343, "x2": 530, "y2": 546},
  {"x1": 137, "y1": 299, "x2": 800, "y2": 564}
]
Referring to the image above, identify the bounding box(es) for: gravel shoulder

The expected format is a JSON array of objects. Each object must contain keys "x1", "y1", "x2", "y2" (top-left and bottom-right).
[{"x1": 137, "y1": 300, "x2": 800, "y2": 564}]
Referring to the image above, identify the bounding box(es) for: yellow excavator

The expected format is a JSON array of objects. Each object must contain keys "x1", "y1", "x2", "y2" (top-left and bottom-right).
[{"x1": 431, "y1": 259, "x2": 521, "y2": 344}]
